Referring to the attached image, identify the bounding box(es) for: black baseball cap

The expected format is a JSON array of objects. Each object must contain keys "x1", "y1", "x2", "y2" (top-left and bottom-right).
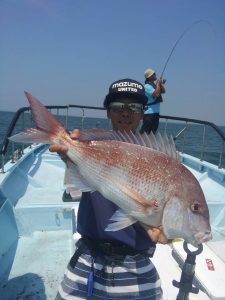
[{"x1": 103, "y1": 78, "x2": 147, "y2": 108}]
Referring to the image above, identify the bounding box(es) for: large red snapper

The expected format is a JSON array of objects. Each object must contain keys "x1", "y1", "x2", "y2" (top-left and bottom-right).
[{"x1": 10, "y1": 92, "x2": 212, "y2": 247}]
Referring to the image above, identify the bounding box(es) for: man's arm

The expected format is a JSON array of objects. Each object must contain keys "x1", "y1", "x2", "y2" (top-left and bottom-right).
[{"x1": 153, "y1": 78, "x2": 165, "y2": 97}]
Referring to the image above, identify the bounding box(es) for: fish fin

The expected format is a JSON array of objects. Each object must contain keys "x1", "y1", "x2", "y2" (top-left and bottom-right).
[
  {"x1": 109, "y1": 209, "x2": 132, "y2": 221},
  {"x1": 64, "y1": 160, "x2": 94, "y2": 192},
  {"x1": 9, "y1": 128, "x2": 52, "y2": 144},
  {"x1": 116, "y1": 131, "x2": 178, "y2": 161},
  {"x1": 24, "y1": 91, "x2": 66, "y2": 134},
  {"x1": 9, "y1": 92, "x2": 68, "y2": 145},
  {"x1": 110, "y1": 208, "x2": 157, "y2": 225},
  {"x1": 136, "y1": 131, "x2": 178, "y2": 161},
  {"x1": 110, "y1": 179, "x2": 149, "y2": 209},
  {"x1": 79, "y1": 129, "x2": 178, "y2": 161},
  {"x1": 105, "y1": 210, "x2": 137, "y2": 231}
]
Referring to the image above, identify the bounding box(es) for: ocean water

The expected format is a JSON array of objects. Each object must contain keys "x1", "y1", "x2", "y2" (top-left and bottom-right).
[{"x1": 0, "y1": 110, "x2": 225, "y2": 169}]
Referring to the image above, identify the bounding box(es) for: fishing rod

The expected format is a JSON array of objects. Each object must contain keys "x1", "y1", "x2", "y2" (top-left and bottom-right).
[{"x1": 160, "y1": 20, "x2": 214, "y2": 80}]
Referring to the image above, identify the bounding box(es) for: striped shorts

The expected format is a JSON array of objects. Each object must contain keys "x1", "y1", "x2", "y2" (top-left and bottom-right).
[{"x1": 56, "y1": 240, "x2": 163, "y2": 300}]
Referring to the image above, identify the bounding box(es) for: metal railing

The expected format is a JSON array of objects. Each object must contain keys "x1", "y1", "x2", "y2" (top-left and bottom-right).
[
  {"x1": 160, "y1": 115, "x2": 225, "y2": 169},
  {"x1": 0, "y1": 106, "x2": 224, "y2": 172}
]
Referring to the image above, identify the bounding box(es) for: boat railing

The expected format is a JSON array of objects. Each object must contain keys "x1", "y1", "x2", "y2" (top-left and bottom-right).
[
  {"x1": 0, "y1": 105, "x2": 224, "y2": 172},
  {"x1": 160, "y1": 115, "x2": 225, "y2": 169}
]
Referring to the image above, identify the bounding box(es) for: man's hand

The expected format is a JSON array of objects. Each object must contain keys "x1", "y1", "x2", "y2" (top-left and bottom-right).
[
  {"x1": 49, "y1": 129, "x2": 80, "y2": 159},
  {"x1": 49, "y1": 144, "x2": 68, "y2": 154},
  {"x1": 143, "y1": 224, "x2": 172, "y2": 244},
  {"x1": 156, "y1": 78, "x2": 166, "y2": 94}
]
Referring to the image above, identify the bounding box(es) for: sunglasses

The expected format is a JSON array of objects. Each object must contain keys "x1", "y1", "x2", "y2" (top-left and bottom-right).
[{"x1": 109, "y1": 102, "x2": 144, "y2": 114}]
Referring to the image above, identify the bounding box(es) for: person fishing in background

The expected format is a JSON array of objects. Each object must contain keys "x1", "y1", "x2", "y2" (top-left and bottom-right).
[
  {"x1": 140, "y1": 68, "x2": 166, "y2": 134},
  {"x1": 49, "y1": 78, "x2": 168, "y2": 300}
]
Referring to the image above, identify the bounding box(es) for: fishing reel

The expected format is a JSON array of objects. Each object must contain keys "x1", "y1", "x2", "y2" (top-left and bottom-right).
[{"x1": 159, "y1": 77, "x2": 166, "y2": 84}]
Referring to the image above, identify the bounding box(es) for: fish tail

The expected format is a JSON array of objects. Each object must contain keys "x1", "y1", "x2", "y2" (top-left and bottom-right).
[{"x1": 9, "y1": 92, "x2": 68, "y2": 144}]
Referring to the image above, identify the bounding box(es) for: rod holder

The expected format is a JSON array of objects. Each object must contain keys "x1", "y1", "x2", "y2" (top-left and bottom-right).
[{"x1": 173, "y1": 241, "x2": 203, "y2": 300}]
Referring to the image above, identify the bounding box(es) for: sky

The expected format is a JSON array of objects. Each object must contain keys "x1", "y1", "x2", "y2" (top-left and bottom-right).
[{"x1": 0, "y1": 0, "x2": 225, "y2": 125}]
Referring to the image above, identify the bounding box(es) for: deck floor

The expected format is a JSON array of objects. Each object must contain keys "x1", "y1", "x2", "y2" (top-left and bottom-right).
[{"x1": 0, "y1": 230, "x2": 73, "y2": 299}]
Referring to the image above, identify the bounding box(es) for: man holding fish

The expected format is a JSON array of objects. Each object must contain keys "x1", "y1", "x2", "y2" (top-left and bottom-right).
[
  {"x1": 50, "y1": 78, "x2": 165, "y2": 299},
  {"x1": 10, "y1": 78, "x2": 211, "y2": 299}
]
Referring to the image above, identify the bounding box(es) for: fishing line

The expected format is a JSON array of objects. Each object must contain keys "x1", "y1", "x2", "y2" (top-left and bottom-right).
[{"x1": 160, "y1": 19, "x2": 215, "y2": 80}]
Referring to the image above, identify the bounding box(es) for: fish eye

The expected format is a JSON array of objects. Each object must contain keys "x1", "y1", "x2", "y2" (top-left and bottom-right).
[{"x1": 191, "y1": 202, "x2": 200, "y2": 212}]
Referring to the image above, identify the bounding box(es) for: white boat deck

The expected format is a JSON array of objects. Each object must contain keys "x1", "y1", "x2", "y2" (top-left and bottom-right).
[
  {"x1": 0, "y1": 145, "x2": 225, "y2": 299},
  {"x1": 0, "y1": 230, "x2": 72, "y2": 300}
]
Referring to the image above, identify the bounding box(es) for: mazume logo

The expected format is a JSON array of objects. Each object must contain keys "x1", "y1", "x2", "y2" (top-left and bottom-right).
[{"x1": 112, "y1": 81, "x2": 143, "y2": 90}]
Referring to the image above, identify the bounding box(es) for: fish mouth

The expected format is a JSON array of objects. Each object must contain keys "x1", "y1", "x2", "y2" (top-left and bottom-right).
[{"x1": 194, "y1": 231, "x2": 212, "y2": 244}]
